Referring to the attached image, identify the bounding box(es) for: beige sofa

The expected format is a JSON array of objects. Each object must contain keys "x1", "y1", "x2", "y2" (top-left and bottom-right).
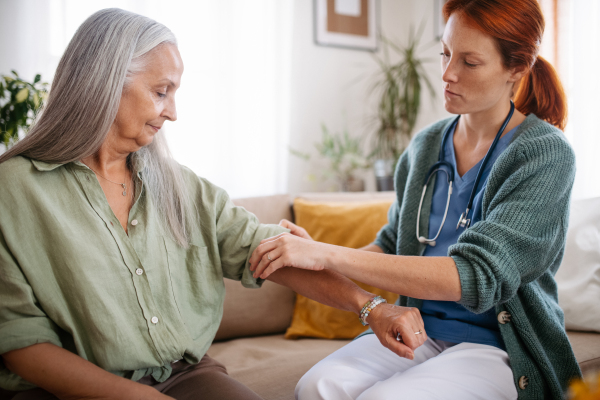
[{"x1": 207, "y1": 193, "x2": 600, "y2": 400}]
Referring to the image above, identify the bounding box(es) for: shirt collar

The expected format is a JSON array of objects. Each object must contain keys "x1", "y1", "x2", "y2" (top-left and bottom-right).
[
  {"x1": 31, "y1": 157, "x2": 146, "y2": 176},
  {"x1": 31, "y1": 159, "x2": 65, "y2": 171}
]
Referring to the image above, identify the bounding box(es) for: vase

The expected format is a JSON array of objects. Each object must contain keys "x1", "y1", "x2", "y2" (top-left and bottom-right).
[
  {"x1": 374, "y1": 159, "x2": 394, "y2": 191},
  {"x1": 341, "y1": 177, "x2": 365, "y2": 192}
]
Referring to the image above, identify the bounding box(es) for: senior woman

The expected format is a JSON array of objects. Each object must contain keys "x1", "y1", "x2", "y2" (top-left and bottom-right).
[
  {"x1": 0, "y1": 8, "x2": 426, "y2": 400},
  {"x1": 250, "y1": 0, "x2": 582, "y2": 399}
]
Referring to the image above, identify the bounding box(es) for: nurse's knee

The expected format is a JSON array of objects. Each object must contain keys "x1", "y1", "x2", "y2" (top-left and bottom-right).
[
  {"x1": 295, "y1": 362, "x2": 345, "y2": 400},
  {"x1": 295, "y1": 364, "x2": 325, "y2": 400}
]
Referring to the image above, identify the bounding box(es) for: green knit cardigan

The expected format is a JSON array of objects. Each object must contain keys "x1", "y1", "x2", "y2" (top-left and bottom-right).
[{"x1": 367, "y1": 114, "x2": 582, "y2": 399}]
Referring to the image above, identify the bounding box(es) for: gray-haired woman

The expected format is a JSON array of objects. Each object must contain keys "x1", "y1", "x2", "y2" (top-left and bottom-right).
[{"x1": 0, "y1": 8, "x2": 427, "y2": 400}]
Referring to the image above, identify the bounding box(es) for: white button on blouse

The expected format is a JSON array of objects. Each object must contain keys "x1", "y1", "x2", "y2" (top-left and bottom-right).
[{"x1": 151, "y1": 316, "x2": 159, "y2": 324}]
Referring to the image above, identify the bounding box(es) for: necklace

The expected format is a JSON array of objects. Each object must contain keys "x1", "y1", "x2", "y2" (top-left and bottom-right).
[{"x1": 88, "y1": 166, "x2": 129, "y2": 196}]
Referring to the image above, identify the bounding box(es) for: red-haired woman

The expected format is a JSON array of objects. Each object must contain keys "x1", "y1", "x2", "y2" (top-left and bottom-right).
[{"x1": 249, "y1": 0, "x2": 580, "y2": 398}]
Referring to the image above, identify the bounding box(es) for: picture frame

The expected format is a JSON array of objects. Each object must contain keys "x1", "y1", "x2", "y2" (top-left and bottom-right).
[{"x1": 314, "y1": 0, "x2": 378, "y2": 52}]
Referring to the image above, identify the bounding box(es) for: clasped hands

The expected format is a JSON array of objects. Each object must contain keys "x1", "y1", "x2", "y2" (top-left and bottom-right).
[{"x1": 249, "y1": 219, "x2": 427, "y2": 360}]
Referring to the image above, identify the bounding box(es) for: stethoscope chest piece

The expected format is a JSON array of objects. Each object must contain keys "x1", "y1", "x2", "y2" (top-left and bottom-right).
[{"x1": 456, "y1": 210, "x2": 471, "y2": 229}]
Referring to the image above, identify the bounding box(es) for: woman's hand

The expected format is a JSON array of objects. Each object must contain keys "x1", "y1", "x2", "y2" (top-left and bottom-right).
[
  {"x1": 278, "y1": 219, "x2": 313, "y2": 240},
  {"x1": 366, "y1": 303, "x2": 427, "y2": 360},
  {"x1": 249, "y1": 233, "x2": 334, "y2": 279}
]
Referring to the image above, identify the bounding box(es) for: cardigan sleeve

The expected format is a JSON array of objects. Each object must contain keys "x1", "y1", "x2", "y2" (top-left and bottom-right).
[{"x1": 449, "y1": 134, "x2": 576, "y2": 314}]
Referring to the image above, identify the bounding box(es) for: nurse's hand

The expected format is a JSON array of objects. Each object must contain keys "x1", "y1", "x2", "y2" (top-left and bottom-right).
[
  {"x1": 249, "y1": 233, "x2": 330, "y2": 279},
  {"x1": 367, "y1": 303, "x2": 428, "y2": 360}
]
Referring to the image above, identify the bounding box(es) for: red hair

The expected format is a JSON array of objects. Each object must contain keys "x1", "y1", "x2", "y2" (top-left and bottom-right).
[{"x1": 443, "y1": 0, "x2": 567, "y2": 130}]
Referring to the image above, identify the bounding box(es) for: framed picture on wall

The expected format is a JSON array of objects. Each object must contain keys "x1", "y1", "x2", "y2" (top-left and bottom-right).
[{"x1": 314, "y1": 0, "x2": 378, "y2": 51}]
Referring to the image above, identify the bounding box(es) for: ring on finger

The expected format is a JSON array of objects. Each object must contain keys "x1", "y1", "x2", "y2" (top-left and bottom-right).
[
  {"x1": 396, "y1": 331, "x2": 422, "y2": 342},
  {"x1": 267, "y1": 253, "x2": 273, "y2": 261}
]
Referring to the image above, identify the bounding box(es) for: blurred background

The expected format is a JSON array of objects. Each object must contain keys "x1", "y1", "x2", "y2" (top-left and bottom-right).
[{"x1": 0, "y1": 0, "x2": 598, "y2": 199}]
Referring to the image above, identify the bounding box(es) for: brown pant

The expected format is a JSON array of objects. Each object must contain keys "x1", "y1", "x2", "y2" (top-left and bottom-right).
[{"x1": 1, "y1": 355, "x2": 262, "y2": 400}]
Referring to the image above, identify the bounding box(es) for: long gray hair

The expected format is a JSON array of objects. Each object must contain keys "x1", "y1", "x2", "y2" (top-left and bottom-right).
[{"x1": 0, "y1": 8, "x2": 194, "y2": 247}]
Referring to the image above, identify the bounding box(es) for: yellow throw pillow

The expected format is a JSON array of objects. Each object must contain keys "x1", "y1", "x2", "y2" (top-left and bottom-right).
[{"x1": 284, "y1": 198, "x2": 398, "y2": 340}]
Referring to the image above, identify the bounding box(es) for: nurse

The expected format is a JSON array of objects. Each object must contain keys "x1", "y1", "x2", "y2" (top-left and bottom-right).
[{"x1": 250, "y1": 0, "x2": 581, "y2": 398}]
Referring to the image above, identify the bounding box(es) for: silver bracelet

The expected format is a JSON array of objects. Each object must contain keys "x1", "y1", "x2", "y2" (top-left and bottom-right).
[{"x1": 359, "y1": 296, "x2": 387, "y2": 326}]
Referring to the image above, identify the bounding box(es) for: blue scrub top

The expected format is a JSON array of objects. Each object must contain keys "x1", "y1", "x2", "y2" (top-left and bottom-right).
[{"x1": 420, "y1": 122, "x2": 520, "y2": 349}]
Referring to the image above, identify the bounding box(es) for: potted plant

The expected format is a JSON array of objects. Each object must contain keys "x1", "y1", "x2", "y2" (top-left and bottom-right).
[
  {"x1": 291, "y1": 124, "x2": 370, "y2": 192},
  {"x1": 0, "y1": 70, "x2": 48, "y2": 149},
  {"x1": 370, "y1": 27, "x2": 435, "y2": 191}
]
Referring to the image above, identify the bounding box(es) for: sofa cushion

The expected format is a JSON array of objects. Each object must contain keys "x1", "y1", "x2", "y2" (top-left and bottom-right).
[
  {"x1": 296, "y1": 191, "x2": 396, "y2": 203},
  {"x1": 284, "y1": 198, "x2": 398, "y2": 340},
  {"x1": 233, "y1": 194, "x2": 293, "y2": 224},
  {"x1": 567, "y1": 330, "x2": 600, "y2": 376},
  {"x1": 214, "y1": 280, "x2": 296, "y2": 341},
  {"x1": 555, "y1": 196, "x2": 600, "y2": 333},
  {"x1": 208, "y1": 335, "x2": 351, "y2": 400}
]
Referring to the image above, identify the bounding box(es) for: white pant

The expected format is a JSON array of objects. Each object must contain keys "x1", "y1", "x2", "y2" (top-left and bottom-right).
[{"x1": 295, "y1": 334, "x2": 518, "y2": 400}]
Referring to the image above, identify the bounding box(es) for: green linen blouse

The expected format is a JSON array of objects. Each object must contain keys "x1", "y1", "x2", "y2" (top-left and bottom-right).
[{"x1": 0, "y1": 156, "x2": 286, "y2": 391}]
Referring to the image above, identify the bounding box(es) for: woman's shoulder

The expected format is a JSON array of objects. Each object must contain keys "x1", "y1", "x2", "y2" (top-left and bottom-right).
[
  {"x1": 0, "y1": 155, "x2": 33, "y2": 173},
  {"x1": 176, "y1": 163, "x2": 231, "y2": 205},
  {"x1": 510, "y1": 114, "x2": 575, "y2": 164},
  {"x1": 0, "y1": 156, "x2": 40, "y2": 186}
]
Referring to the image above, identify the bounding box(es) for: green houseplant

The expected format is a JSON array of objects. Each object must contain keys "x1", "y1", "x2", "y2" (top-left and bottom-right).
[
  {"x1": 0, "y1": 70, "x2": 48, "y2": 148},
  {"x1": 291, "y1": 124, "x2": 370, "y2": 192},
  {"x1": 370, "y1": 27, "x2": 435, "y2": 190}
]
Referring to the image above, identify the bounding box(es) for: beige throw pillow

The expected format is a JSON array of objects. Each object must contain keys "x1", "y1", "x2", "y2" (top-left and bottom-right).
[{"x1": 555, "y1": 197, "x2": 600, "y2": 332}]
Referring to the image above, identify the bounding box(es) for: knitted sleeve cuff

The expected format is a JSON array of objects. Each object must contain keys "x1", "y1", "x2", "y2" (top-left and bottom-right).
[{"x1": 451, "y1": 254, "x2": 483, "y2": 313}]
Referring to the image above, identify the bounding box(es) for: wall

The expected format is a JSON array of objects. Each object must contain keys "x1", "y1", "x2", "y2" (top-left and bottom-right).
[
  {"x1": 286, "y1": 0, "x2": 450, "y2": 195},
  {"x1": 1, "y1": 0, "x2": 449, "y2": 196},
  {"x1": 0, "y1": 1, "x2": 54, "y2": 84}
]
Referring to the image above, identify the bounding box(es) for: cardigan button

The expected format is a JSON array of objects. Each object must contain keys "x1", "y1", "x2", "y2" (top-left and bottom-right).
[
  {"x1": 497, "y1": 311, "x2": 511, "y2": 324},
  {"x1": 518, "y1": 376, "x2": 529, "y2": 390}
]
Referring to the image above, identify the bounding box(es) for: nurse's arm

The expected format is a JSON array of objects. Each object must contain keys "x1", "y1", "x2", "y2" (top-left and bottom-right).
[
  {"x1": 251, "y1": 233, "x2": 461, "y2": 302},
  {"x1": 2, "y1": 343, "x2": 172, "y2": 400}
]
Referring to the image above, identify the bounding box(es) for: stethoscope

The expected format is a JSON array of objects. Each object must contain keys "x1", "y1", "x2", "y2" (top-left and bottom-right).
[{"x1": 416, "y1": 101, "x2": 515, "y2": 246}]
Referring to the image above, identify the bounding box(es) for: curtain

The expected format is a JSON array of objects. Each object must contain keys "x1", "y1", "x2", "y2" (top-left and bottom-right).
[
  {"x1": 539, "y1": 0, "x2": 600, "y2": 200},
  {"x1": 0, "y1": 0, "x2": 292, "y2": 199}
]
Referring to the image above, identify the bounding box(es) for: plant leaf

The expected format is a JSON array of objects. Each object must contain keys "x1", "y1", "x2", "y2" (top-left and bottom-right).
[
  {"x1": 34, "y1": 74, "x2": 41, "y2": 84},
  {"x1": 15, "y1": 88, "x2": 29, "y2": 103}
]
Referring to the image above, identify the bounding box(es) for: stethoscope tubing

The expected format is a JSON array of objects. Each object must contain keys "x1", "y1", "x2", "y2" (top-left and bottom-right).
[{"x1": 416, "y1": 101, "x2": 515, "y2": 246}]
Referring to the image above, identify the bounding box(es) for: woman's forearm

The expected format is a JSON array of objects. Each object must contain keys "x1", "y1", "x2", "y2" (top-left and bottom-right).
[
  {"x1": 326, "y1": 246, "x2": 462, "y2": 301},
  {"x1": 267, "y1": 267, "x2": 373, "y2": 315},
  {"x1": 2, "y1": 343, "x2": 169, "y2": 400},
  {"x1": 251, "y1": 234, "x2": 461, "y2": 302},
  {"x1": 359, "y1": 243, "x2": 385, "y2": 253}
]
